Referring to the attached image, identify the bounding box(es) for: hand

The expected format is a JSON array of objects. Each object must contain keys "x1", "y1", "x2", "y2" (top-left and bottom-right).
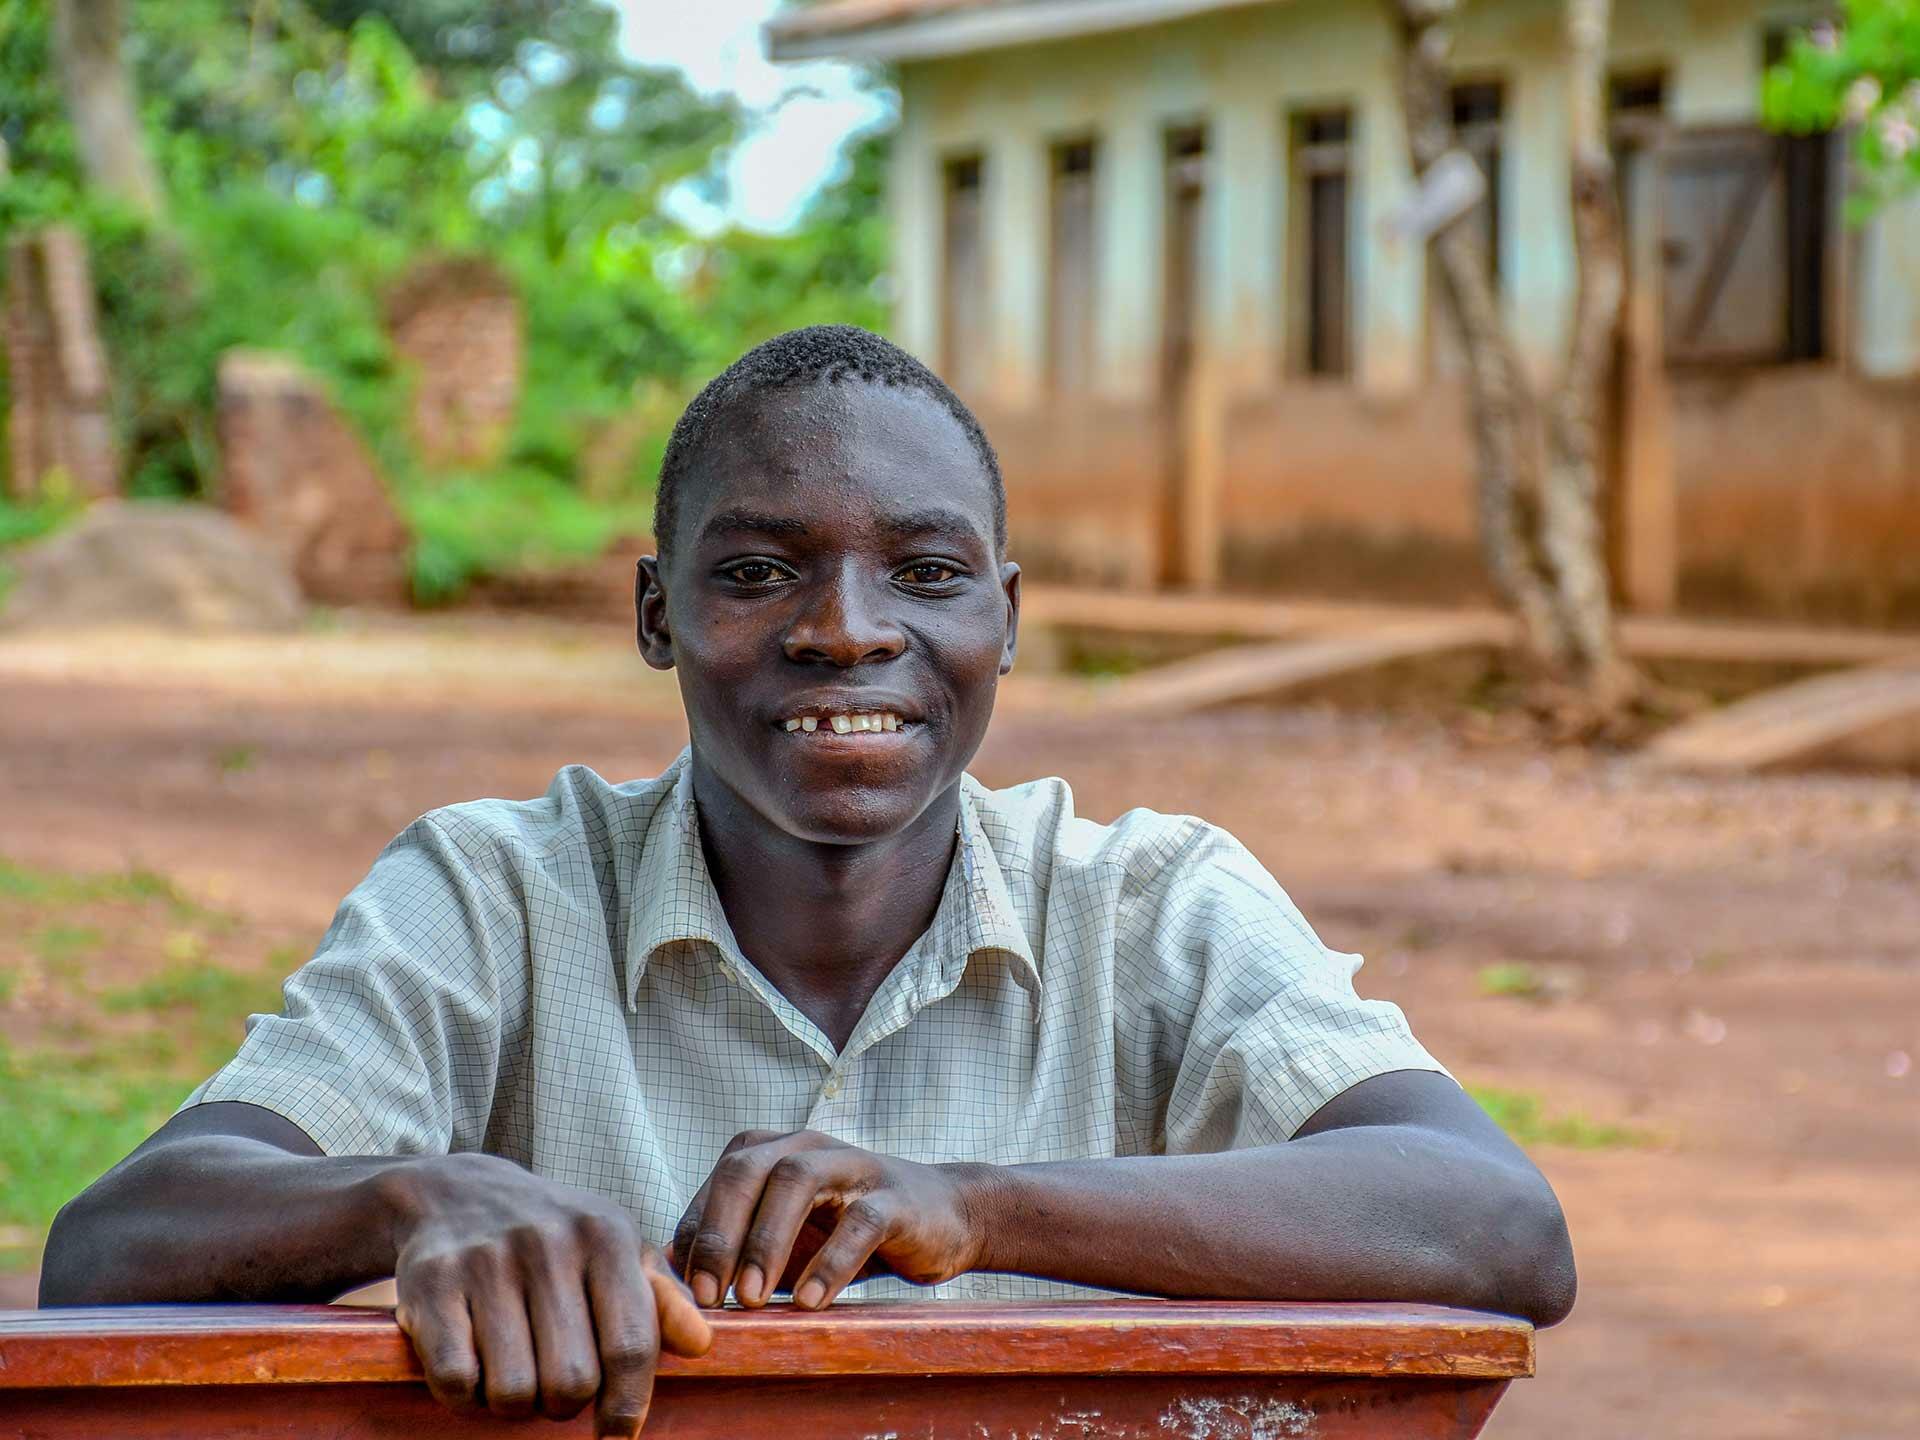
[
  {"x1": 382, "y1": 1153, "x2": 711, "y2": 1437},
  {"x1": 669, "y1": 1129, "x2": 994, "y2": 1311}
]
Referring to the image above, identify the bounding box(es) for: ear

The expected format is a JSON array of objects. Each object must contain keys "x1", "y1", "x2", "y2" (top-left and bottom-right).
[
  {"x1": 998, "y1": 562, "x2": 1022, "y2": 676},
  {"x1": 636, "y1": 556, "x2": 675, "y2": 671}
]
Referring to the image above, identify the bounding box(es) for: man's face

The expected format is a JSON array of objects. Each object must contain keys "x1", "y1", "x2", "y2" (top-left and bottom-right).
[{"x1": 638, "y1": 380, "x2": 1019, "y2": 846}]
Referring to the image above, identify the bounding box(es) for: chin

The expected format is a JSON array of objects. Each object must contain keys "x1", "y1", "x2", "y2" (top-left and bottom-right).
[{"x1": 774, "y1": 788, "x2": 928, "y2": 846}]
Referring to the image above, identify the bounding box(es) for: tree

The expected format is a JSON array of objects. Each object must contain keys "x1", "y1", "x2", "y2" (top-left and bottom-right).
[
  {"x1": 1392, "y1": 0, "x2": 1632, "y2": 719},
  {"x1": 1766, "y1": 0, "x2": 1920, "y2": 214},
  {"x1": 49, "y1": 0, "x2": 163, "y2": 218}
]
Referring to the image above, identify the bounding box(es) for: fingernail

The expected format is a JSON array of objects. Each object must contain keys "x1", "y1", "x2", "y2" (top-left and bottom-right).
[
  {"x1": 738, "y1": 1265, "x2": 763, "y2": 1305},
  {"x1": 693, "y1": 1271, "x2": 719, "y2": 1307},
  {"x1": 796, "y1": 1279, "x2": 826, "y2": 1309}
]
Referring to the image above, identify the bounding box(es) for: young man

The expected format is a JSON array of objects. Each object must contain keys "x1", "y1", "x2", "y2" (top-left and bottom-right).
[{"x1": 42, "y1": 326, "x2": 1574, "y2": 1438}]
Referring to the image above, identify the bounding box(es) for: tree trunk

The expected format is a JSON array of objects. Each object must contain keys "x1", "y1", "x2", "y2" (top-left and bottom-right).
[
  {"x1": 50, "y1": 0, "x2": 164, "y2": 219},
  {"x1": 1540, "y1": 0, "x2": 1631, "y2": 703},
  {"x1": 1392, "y1": 0, "x2": 1632, "y2": 715}
]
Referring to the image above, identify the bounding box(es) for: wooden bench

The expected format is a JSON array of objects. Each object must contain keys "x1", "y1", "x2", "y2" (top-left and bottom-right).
[{"x1": 0, "y1": 1300, "x2": 1530, "y2": 1438}]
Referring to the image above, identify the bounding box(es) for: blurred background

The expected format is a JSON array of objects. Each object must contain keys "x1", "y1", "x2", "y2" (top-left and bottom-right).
[{"x1": 1, "y1": 1, "x2": 1917, "y2": 1436}]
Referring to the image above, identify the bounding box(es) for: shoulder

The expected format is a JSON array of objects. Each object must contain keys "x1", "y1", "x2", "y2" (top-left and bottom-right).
[
  {"x1": 965, "y1": 773, "x2": 1269, "y2": 912},
  {"x1": 395, "y1": 762, "x2": 679, "y2": 888}
]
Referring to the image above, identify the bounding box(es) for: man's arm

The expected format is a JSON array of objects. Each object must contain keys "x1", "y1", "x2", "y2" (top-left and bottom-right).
[
  {"x1": 671, "y1": 1071, "x2": 1574, "y2": 1327},
  {"x1": 42, "y1": 1101, "x2": 711, "y2": 1437},
  {"x1": 972, "y1": 1070, "x2": 1576, "y2": 1324}
]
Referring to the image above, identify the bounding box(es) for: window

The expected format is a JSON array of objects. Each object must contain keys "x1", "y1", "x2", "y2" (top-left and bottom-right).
[
  {"x1": 1048, "y1": 139, "x2": 1098, "y2": 395},
  {"x1": 1653, "y1": 30, "x2": 1837, "y2": 367},
  {"x1": 941, "y1": 155, "x2": 989, "y2": 395},
  {"x1": 1289, "y1": 109, "x2": 1353, "y2": 378},
  {"x1": 1657, "y1": 70, "x2": 1833, "y2": 369},
  {"x1": 1609, "y1": 72, "x2": 1668, "y2": 141}
]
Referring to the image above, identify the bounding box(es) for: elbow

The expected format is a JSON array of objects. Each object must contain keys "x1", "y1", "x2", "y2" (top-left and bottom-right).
[
  {"x1": 1485, "y1": 1175, "x2": 1577, "y2": 1329},
  {"x1": 38, "y1": 1193, "x2": 104, "y2": 1307}
]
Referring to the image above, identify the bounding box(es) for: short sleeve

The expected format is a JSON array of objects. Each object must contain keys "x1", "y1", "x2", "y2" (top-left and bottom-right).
[
  {"x1": 1114, "y1": 821, "x2": 1449, "y2": 1152},
  {"x1": 178, "y1": 815, "x2": 523, "y2": 1157}
]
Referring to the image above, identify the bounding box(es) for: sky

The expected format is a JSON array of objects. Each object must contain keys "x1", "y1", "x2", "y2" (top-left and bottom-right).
[{"x1": 616, "y1": 0, "x2": 894, "y2": 233}]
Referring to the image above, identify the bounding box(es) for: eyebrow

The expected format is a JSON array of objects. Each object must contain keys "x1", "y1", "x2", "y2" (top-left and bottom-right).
[
  {"x1": 699, "y1": 505, "x2": 987, "y2": 545},
  {"x1": 699, "y1": 509, "x2": 812, "y2": 543},
  {"x1": 878, "y1": 507, "x2": 986, "y2": 542}
]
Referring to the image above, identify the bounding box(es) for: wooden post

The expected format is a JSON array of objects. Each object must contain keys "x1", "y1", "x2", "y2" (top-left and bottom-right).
[
  {"x1": 1616, "y1": 146, "x2": 1677, "y2": 614},
  {"x1": 1177, "y1": 349, "x2": 1228, "y2": 590}
]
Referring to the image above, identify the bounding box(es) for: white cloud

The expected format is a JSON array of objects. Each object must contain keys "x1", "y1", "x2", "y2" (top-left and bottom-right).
[{"x1": 617, "y1": 0, "x2": 894, "y2": 233}]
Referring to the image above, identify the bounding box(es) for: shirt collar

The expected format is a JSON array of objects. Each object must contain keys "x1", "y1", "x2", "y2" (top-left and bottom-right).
[{"x1": 623, "y1": 752, "x2": 1038, "y2": 1011}]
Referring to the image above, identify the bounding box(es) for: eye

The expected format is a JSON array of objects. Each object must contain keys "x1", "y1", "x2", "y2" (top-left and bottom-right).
[
  {"x1": 720, "y1": 560, "x2": 791, "y2": 588},
  {"x1": 897, "y1": 561, "x2": 961, "y2": 587}
]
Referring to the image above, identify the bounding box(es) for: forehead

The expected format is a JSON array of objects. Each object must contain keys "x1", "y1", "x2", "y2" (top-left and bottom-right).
[{"x1": 680, "y1": 380, "x2": 996, "y2": 548}]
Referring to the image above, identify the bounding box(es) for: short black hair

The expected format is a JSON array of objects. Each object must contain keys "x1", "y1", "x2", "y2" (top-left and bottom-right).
[{"x1": 654, "y1": 324, "x2": 1006, "y2": 559}]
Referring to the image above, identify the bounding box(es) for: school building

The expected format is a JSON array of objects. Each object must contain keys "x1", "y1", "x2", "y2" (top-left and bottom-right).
[{"x1": 769, "y1": 0, "x2": 1920, "y2": 624}]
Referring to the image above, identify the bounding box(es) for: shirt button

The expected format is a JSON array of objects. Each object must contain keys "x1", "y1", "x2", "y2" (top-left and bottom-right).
[
  {"x1": 718, "y1": 962, "x2": 735, "y2": 982},
  {"x1": 821, "y1": 1077, "x2": 841, "y2": 1099}
]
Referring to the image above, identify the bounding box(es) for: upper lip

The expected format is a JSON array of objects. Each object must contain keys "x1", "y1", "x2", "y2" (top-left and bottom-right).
[{"x1": 774, "y1": 692, "x2": 924, "y2": 723}]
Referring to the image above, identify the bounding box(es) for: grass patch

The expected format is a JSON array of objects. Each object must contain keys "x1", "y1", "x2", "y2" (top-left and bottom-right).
[
  {"x1": 1470, "y1": 1086, "x2": 1650, "y2": 1150},
  {"x1": 0, "y1": 857, "x2": 229, "y2": 930},
  {"x1": 1477, "y1": 963, "x2": 1546, "y2": 999},
  {"x1": 0, "y1": 492, "x2": 82, "y2": 550},
  {"x1": 102, "y1": 961, "x2": 283, "y2": 1059},
  {"x1": 31, "y1": 925, "x2": 105, "y2": 965},
  {"x1": 215, "y1": 744, "x2": 259, "y2": 775},
  {"x1": 0, "y1": 855, "x2": 302, "y2": 1270}
]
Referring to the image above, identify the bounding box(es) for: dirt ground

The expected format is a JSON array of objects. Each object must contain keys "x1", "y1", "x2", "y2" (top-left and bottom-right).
[{"x1": 1, "y1": 616, "x2": 1916, "y2": 1438}]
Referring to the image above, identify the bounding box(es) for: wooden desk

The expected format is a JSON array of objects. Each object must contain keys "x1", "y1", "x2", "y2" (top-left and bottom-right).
[{"x1": 0, "y1": 1300, "x2": 1531, "y2": 1438}]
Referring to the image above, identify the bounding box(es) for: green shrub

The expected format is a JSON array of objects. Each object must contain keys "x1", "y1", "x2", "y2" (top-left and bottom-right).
[{"x1": 401, "y1": 468, "x2": 653, "y2": 604}]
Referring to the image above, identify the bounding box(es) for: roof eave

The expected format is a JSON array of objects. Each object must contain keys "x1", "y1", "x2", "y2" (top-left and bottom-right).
[{"x1": 766, "y1": 0, "x2": 1274, "y2": 65}]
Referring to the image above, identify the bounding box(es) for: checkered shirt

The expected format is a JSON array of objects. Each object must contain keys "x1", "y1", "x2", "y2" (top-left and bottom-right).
[{"x1": 185, "y1": 751, "x2": 1446, "y2": 1299}]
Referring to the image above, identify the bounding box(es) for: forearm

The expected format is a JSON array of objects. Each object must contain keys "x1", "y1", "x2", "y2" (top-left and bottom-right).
[
  {"x1": 40, "y1": 1138, "x2": 406, "y2": 1306},
  {"x1": 964, "y1": 1125, "x2": 1574, "y2": 1324}
]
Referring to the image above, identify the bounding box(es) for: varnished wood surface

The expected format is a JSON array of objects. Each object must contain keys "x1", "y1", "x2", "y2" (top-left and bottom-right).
[
  {"x1": 0, "y1": 1300, "x2": 1533, "y2": 1389},
  {"x1": 3, "y1": 1373, "x2": 1515, "y2": 1438}
]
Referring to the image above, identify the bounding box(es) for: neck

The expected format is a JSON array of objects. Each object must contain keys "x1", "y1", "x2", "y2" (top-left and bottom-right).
[{"x1": 688, "y1": 753, "x2": 962, "y2": 1050}]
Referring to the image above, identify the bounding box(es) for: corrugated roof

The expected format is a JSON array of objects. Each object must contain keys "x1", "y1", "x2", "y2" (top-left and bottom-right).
[
  {"x1": 769, "y1": 0, "x2": 1003, "y2": 44},
  {"x1": 765, "y1": 0, "x2": 1268, "y2": 63}
]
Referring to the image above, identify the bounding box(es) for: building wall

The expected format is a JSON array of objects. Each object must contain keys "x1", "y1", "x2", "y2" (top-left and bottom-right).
[{"x1": 891, "y1": 0, "x2": 1920, "y2": 621}]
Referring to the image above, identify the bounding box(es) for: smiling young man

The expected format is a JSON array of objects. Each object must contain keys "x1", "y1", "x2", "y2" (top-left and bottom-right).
[{"x1": 43, "y1": 326, "x2": 1575, "y2": 1438}]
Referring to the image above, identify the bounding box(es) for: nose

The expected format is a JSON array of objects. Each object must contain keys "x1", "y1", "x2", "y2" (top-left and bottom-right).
[{"x1": 782, "y1": 565, "x2": 906, "y2": 667}]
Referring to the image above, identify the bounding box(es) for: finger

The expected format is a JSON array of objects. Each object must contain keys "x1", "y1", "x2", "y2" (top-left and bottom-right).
[
  {"x1": 468, "y1": 1264, "x2": 539, "y2": 1421},
  {"x1": 523, "y1": 1244, "x2": 600, "y2": 1421},
  {"x1": 790, "y1": 1196, "x2": 893, "y2": 1311},
  {"x1": 684, "y1": 1137, "x2": 819, "y2": 1306},
  {"x1": 587, "y1": 1242, "x2": 662, "y2": 1440},
  {"x1": 670, "y1": 1183, "x2": 711, "y2": 1280},
  {"x1": 734, "y1": 1152, "x2": 847, "y2": 1307},
  {"x1": 672, "y1": 1130, "x2": 791, "y2": 1277},
  {"x1": 395, "y1": 1280, "x2": 481, "y2": 1413},
  {"x1": 643, "y1": 1247, "x2": 713, "y2": 1357}
]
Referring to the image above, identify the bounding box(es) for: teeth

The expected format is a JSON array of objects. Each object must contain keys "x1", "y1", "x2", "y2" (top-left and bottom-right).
[{"x1": 784, "y1": 712, "x2": 906, "y2": 734}]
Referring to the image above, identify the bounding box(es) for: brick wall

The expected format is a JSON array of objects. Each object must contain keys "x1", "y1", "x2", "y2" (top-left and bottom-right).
[
  {"x1": 4, "y1": 226, "x2": 117, "y2": 502},
  {"x1": 216, "y1": 349, "x2": 409, "y2": 607},
  {"x1": 385, "y1": 257, "x2": 522, "y2": 471}
]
